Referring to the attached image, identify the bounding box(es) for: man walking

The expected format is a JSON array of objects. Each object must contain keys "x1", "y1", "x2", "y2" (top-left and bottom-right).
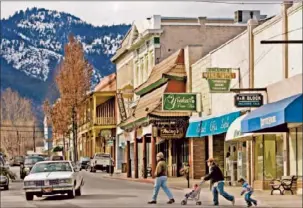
[
  {"x1": 148, "y1": 152, "x2": 175, "y2": 204},
  {"x1": 202, "y1": 158, "x2": 235, "y2": 206}
]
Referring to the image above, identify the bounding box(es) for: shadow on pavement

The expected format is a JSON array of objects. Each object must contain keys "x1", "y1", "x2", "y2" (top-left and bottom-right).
[{"x1": 43, "y1": 194, "x2": 137, "y2": 201}]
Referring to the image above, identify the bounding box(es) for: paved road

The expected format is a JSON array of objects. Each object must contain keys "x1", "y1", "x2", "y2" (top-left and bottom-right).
[{"x1": 0, "y1": 167, "x2": 289, "y2": 208}]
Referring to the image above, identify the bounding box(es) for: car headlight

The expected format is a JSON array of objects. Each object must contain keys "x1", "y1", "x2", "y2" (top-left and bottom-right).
[
  {"x1": 24, "y1": 167, "x2": 30, "y2": 172},
  {"x1": 59, "y1": 178, "x2": 73, "y2": 184},
  {"x1": 0, "y1": 176, "x2": 8, "y2": 182},
  {"x1": 24, "y1": 181, "x2": 35, "y2": 186}
]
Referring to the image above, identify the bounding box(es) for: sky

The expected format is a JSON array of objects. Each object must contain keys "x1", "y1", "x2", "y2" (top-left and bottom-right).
[{"x1": 1, "y1": 1, "x2": 282, "y2": 26}]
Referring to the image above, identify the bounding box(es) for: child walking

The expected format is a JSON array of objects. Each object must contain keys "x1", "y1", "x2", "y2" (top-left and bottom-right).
[{"x1": 238, "y1": 178, "x2": 257, "y2": 207}]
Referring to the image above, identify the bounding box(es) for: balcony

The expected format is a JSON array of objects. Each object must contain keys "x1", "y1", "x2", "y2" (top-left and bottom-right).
[{"x1": 95, "y1": 117, "x2": 116, "y2": 126}]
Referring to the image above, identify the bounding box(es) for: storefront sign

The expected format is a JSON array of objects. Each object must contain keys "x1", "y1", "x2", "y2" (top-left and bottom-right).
[
  {"x1": 260, "y1": 115, "x2": 277, "y2": 128},
  {"x1": 117, "y1": 92, "x2": 127, "y2": 121},
  {"x1": 203, "y1": 68, "x2": 236, "y2": 93},
  {"x1": 235, "y1": 93, "x2": 263, "y2": 108},
  {"x1": 200, "y1": 111, "x2": 241, "y2": 137},
  {"x1": 162, "y1": 93, "x2": 197, "y2": 111},
  {"x1": 106, "y1": 140, "x2": 114, "y2": 146},
  {"x1": 160, "y1": 127, "x2": 184, "y2": 138}
]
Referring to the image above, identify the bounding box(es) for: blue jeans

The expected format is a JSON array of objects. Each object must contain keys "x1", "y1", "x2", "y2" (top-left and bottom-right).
[
  {"x1": 245, "y1": 192, "x2": 257, "y2": 206},
  {"x1": 152, "y1": 176, "x2": 174, "y2": 201},
  {"x1": 212, "y1": 181, "x2": 234, "y2": 205}
]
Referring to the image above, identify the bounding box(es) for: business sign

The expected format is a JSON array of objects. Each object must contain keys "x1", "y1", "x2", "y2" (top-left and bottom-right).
[
  {"x1": 162, "y1": 93, "x2": 197, "y2": 111},
  {"x1": 117, "y1": 92, "x2": 127, "y2": 121},
  {"x1": 235, "y1": 93, "x2": 263, "y2": 108},
  {"x1": 203, "y1": 68, "x2": 236, "y2": 93},
  {"x1": 160, "y1": 127, "x2": 184, "y2": 138}
]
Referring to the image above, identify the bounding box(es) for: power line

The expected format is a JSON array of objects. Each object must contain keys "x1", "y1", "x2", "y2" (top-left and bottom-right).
[{"x1": 194, "y1": 0, "x2": 298, "y2": 4}]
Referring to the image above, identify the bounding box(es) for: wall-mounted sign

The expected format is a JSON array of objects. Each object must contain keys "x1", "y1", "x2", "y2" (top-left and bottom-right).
[
  {"x1": 234, "y1": 93, "x2": 263, "y2": 108},
  {"x1": 117, "y1": 92, "x2": 127, "y2": 121},
  {"x1": 162, "y1": 93, "x2": 197, "y2": 111},
  {"x1": 159, "y1": 127, "x2": 184, "y2": 138},
  {"x1": 203, "y1": 68, "x2": 236, "y2": 93}
]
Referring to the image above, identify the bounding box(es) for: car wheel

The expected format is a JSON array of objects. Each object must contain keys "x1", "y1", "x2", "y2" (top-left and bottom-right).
[
  {"x1": 25, "y1": 193, "x2": 34, "y2": 201},
  {"x1": 4, "y1": 184, "x2": 9, "y2": 190},
  {"x1": 68, "y1": 186, "x2": 75, "y2": 199},
  {"x1": 75, "y1": 186, "x2": 81, "y2": 196}
]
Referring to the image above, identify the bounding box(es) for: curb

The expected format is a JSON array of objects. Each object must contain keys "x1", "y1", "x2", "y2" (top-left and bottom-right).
[{"x1": 102, "y1": 176, "x2": 188, "y2": 190}]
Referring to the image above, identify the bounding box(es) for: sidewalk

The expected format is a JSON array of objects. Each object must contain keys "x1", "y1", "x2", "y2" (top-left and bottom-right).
[{"x1": 103, "y1": 173, "x2": 302, "y2": 207}]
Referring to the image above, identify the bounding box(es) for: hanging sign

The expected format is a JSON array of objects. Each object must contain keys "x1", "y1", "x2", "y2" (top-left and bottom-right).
[
  {"x1": 117, "y1": 92, "x2": 127, "y2": 121},
  {"x1": 203, "y1": 68, "x2": 236, "y2": 93},
  {"x1": 162, "y1": 93, "x2": 197, "y2": 111},
  {"x1": 234, "y1": 93, "x2": 263, "y2": 108},
  {"x1": 159, "y1": 127, "x2": 184, "y2": 138}
]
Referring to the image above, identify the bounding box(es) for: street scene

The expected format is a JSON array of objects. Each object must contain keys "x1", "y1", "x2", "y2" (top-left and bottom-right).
[{"x1": 0, "y1": 1, "x2": 302, "y2": 208}]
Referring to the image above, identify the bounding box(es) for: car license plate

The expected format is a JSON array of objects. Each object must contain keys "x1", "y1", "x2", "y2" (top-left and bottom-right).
[
  {"x1": 43, "y1": 188, "x2": 52, "y2": 193},
  {"x1": 44, "y1": 180, "x2": 49, "y2": 186}
]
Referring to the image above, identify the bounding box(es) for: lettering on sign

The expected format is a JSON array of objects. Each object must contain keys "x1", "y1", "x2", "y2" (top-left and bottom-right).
[
  {"x1": 163, "y1": 93, "x2": 197, "y2": 111},
  {"x1": 260, "y1": 116, "x2": 277, "y2": 128},
  {"x1": 160, "y1": 127, "x2": 184, "y2": 138},
  {"x1": 203, "y1": 68, "x2": 236, "y2": 93},
  {"x1": 117, "y1": 92, "x2": 127, "y2": 121},
  {"x1": 235, "y1": 93, "x2": 263, "y2": 108}
]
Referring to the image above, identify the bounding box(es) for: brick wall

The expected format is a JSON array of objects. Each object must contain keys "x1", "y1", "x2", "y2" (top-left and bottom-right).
[{"x1": 191, "y1": 138, "x2": 206, "y2": 179}]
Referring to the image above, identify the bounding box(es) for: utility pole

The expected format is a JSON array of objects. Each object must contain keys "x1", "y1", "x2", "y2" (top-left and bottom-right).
[
  {"x1": 33, "y1": 125, "x2": 36, "y2": 152},
  {"x1": 16, "y1": 131, "x2": 20, "y2": 156}
]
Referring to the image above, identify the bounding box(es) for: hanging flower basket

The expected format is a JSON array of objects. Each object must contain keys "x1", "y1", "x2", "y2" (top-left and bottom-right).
[{"x1": 52, "y1": 146, "x2": 63, "y2": 152}]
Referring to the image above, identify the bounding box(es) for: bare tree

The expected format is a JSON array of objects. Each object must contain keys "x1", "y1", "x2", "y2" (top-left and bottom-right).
[
  {"x1": 55, "y1": 34, "x2": 93, "y2": 161},
  {"x1": 0, "y1": 88, "x2": 38, "y2": 157}
]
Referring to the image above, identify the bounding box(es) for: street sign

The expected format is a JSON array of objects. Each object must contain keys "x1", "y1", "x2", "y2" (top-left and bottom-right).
[
  {"x1": 234, "y1": 93, "x2": 263, "y2": 108},
  {"x1": 203, "y1": 68, "x2": 236, "y2": 93},
  {"x1": 162, "y1": 93, "x2": 197, "y2": 111}
]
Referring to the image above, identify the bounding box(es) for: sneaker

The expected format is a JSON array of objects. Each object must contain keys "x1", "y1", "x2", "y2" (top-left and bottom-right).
[
  {"x1": 148, "y1": 201, "x2": 157, "y2": 204},
  {"x1": 167, "y1": 199, "x2": 175, "y2": 204},
  {"x1": 232, "y1": 197, "x2": 235, "y2": 206},
  {"x1": 253, "y1": 201, "x2": 258, "y2": 206}
]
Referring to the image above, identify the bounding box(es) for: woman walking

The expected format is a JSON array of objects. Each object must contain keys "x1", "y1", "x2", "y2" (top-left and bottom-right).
[{"x1": 148, "y1": 152, "x2": 175, "y2": 204}]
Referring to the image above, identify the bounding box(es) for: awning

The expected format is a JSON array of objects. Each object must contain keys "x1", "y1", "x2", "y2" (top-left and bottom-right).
[
  {"x1": 241, "y1": 93, "x2": 303, "y2": 133},
  {"x1": 225, "y1": 114, "x2": 253, "y2": 142},
  {"x1": 186, "y1": 111, "x2": 241, "y2": 138}
]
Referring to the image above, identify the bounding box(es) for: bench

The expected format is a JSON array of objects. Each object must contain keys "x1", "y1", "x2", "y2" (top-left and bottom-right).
[{"x1": 270, "y1": 175, "x2": 297, "y2": 195}]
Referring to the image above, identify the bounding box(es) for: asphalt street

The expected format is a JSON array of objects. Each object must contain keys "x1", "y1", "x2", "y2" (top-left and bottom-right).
[{"x1": 0, "y1": 167, "x2": 286, "y2": 208}]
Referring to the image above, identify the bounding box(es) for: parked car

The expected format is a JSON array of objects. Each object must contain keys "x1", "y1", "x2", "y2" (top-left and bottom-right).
[
  {"x1": 50, "y1": 155, "x2": 64, "y2": 161},
  {"x1": 90, "y1": 153, "x2": 114, "y2": 173},
  {"x1": 79, "y1": 157, "x2": 90, "y2": 170},
  {"x1": 0, "y1": 155, "x2": 9, "y2": 190},
  {"x1": 10, "y1": 156, "x2": 24, "y2": 166},
  {"x1": 23, "y1": 160, "x2": 84, "y2": 201},
  {"x1": 20, "y1": 156, "x2": 45, "y2": 179}
]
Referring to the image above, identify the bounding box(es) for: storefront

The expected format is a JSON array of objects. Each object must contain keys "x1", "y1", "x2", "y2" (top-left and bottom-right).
[
  {"x1": 186, "y1": 111, "x2": 242, "y2": 179},
  {"x1": 241, "y1": 93, "x2": 303, "y2": 191}
]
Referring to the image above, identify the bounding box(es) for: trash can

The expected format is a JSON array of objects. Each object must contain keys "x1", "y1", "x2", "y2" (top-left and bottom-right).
[{"x1": 121, "y1": 163, "x2": 127, "y2": 173}]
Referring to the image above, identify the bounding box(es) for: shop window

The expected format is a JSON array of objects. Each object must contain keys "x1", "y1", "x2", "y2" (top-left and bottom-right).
[
  {"x1": 182, "y1": 140, "x2": 189, "y2": 163},
  {"x1": 289, "y1": 126, "x2": 303, "y2": 176},
  {"x1": 254, "y1": 134, "x2": 283, "y2": 181}
]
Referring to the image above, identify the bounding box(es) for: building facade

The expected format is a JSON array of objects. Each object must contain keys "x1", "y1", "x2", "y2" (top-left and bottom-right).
[{"x1": 187, "y1": 1, "x2": 302, "y2": 194}]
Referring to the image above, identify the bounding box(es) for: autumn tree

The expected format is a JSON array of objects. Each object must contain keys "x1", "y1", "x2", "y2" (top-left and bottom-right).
[
  {"x1": 55, "y1": 34, "x2": 93, "y2": 161},
  {"x1": 0, "y1": 88, "x2": 39, "y2": 156}
]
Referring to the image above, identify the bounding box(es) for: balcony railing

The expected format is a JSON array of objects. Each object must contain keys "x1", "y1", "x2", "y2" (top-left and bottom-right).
[{"x1": 95, "y1": 117, "x2": 116, "y2": 125}]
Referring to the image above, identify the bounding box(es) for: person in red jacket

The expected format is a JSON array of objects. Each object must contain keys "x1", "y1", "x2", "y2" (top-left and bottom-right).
[{"x1": 202, "y1": 158, "x2": 235, "y2": 206}]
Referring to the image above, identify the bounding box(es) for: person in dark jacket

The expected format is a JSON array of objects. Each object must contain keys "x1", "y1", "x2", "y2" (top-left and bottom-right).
[
  {"x1": 202, "y1": 158, "x2": 235, "y2": 206},
  {"x1": 148, "y1": 152, "x2": 175, "y2": 204}
]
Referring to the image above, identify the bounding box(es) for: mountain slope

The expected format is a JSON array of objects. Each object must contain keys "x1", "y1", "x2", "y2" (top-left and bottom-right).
[{"x1": 1, "y1": 7, "x2": 130, "y2": 107}]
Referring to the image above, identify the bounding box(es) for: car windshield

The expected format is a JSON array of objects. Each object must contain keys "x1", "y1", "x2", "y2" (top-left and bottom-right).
[
  {"x1": 95, "y1": 154, "x2": 110, "y2": 159},
  {"x1": 24, "y1": 157, "x2": 44, "y2": 165},
  {"x1": 31, "y1": 162, "x2": 72, "y2": 173},
  {"x1": 80, "y1": 157, "x2": 90, "y2": 161}
]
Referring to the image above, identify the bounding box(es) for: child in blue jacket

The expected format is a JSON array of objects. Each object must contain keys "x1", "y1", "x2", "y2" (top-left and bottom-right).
[{"x1": 238, "y1": 178, "x2": 258, "y2": 207}]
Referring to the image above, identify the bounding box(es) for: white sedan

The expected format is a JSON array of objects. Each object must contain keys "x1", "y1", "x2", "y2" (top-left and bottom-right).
[{"x1": 23, "y1": 160, "x2": 84, "y2": 201}]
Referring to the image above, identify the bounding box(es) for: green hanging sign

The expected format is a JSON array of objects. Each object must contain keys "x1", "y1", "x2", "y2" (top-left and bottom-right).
[
  {"x1": 162, "y1": 93, "x2": 197, "y2": 111},
  {"x1": 203, "y1": 68, "x2": 236, "y2": 93}
]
